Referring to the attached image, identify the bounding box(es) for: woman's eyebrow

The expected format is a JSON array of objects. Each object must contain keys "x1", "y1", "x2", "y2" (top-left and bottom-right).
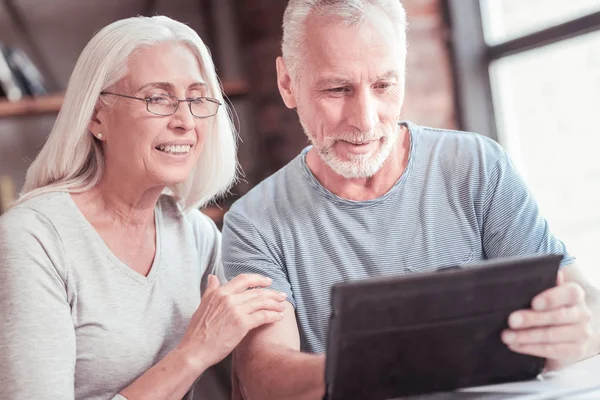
[
  {"x1": 135, "y1": 81, "x2": 208, "y2": 94},
  {"x1": 134, "y1": 82, "x2": 174, "y2": 93},
  {"x1": 188, "y1": 82, "x2": 208, "y2": 91}
]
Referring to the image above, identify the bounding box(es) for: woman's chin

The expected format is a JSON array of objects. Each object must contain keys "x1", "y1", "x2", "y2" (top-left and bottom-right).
[{"x1": 153, "y1": 171, "x2": 191, "y2": 187}]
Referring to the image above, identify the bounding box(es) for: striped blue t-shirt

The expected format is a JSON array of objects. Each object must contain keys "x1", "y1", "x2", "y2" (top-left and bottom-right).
[{"x1": 222, "y1": 121, "x2": 573, "y2": 354}]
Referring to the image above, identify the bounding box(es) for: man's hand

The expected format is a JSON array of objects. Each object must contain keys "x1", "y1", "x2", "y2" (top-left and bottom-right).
[{"x1": 501, "y1": 270, "x2": 595, "y2": 370}]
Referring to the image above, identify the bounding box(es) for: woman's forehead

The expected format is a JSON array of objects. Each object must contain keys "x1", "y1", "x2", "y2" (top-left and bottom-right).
[{"x1": 121, "y1": 46, "x2": 206, "y2": 92}]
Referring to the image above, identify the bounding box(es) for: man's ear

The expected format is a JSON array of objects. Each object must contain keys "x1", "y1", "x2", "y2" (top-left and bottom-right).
[{"x1": 276, "y1": 56, "x2": 298, "y2": 109}]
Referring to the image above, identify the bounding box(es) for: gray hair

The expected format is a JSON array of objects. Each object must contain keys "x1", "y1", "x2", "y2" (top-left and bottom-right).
[
  {"x1": 281, "y1": 0, "x2": 408, "y2": 80},
  {"x1": 18, "y1": 16, "x2": 237, "y2": 211}
]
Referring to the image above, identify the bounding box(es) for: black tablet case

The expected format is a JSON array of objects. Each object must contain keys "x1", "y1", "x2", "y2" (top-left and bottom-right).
[{"x1": 325, "y1": 254, "x2": 563, "y2": 400}]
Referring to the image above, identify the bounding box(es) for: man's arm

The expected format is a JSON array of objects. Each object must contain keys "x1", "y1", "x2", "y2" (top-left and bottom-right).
[{"x1": 234, "y1": 302, "x2": 325, "y2": 400}]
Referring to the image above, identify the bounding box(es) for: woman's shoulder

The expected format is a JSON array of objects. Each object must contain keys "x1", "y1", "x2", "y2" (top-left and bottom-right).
[
  {"x1": 0, "y1": 191, "x2": 69, "y2": 234},
  {"x1": 0, "y1": 192, "x2": 69, "y2": 280},
  {"x1": 157, "y1": 194, "x2": 220, "y2": 246}
]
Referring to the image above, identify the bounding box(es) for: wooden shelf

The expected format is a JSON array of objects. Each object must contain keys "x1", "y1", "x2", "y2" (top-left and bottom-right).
[
  {"x1": 222, "y1": 79, "x2": 249, "y2": 97},
  {"x1": 0, "y1": 92, "x2": 65, "y2": 118},
  {"x1": 0, "y1": 79, "x2": 249, "y2": 119}
]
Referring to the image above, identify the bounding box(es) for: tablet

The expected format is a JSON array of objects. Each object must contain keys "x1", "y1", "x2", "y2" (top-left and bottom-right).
[{"x1": 324, "y1": 254, "x2": 563, "y2": 400}]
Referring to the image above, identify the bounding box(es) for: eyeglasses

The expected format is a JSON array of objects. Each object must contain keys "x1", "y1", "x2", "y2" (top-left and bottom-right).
[{"x1": 100, "y1": 91, "x2": 222, "y2": 118}]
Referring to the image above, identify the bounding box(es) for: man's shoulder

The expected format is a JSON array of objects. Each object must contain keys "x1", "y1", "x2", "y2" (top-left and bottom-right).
[
  {"x1": 417, "y1": 124, "x2": 502, "y2": 151},
  {"x1": 412, "y1": 123, "x2": 506, "y2": 167},
  {"x1": 228, "y1": 152, "x2": 306, "y2": 219}
]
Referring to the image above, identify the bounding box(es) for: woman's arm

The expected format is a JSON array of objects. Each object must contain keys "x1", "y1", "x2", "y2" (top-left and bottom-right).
[
  {"x1": 116, "y1": 345, "x2": 203, "y2": 400},
  {"x1": 119, "y1": 274, "x2": 287, "y2": 400},
  {"x1": 0, "y1": 210, "x2": 286, "y2": 400},
  {"x1": 0, "y1": 211, "x2": 76, "y2": 398}
]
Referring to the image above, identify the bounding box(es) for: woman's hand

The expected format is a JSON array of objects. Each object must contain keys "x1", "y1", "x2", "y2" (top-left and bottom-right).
[{"x1": 179, "y1": 273, "x2": 288, "y2": 371}]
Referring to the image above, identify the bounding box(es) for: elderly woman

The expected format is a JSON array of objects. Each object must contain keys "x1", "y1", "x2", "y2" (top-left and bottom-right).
[{"x1": 0, "y1": 16, "x2": 286, "y2": 400}]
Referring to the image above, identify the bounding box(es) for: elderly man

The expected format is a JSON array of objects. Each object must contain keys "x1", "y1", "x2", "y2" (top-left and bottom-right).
[{"x1": 222, "y1": 0, "x2": 600, "y2": 398}]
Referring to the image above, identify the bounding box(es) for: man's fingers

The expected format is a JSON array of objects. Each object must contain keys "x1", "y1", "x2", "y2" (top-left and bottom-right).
[
  {"x1": 531, "y1": 282, "x2": 586, "y2": 311},
  {"x1": 247, "y1": 310, "x2": 285, "y2": 330},
  {"x1": 556, "y1": 269, "x2": 565, "y2": 286},
  {"x1": 508, "y1": 342, "x2": 587, "y2": 361},
  {"x1": 222, "y1": 274, "x2": 273, "y2": 294},
  {"x1": 508, "y1": 305, "x2": 592, "y2": 329},
  {"x1": 502, "y1": 323, "x2": 593, "y2": 345}
]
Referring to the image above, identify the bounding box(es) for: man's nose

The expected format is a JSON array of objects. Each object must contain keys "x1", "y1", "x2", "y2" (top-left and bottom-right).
[{"x1": 348, "y1": 89, "x2": 378, "y2": 133}]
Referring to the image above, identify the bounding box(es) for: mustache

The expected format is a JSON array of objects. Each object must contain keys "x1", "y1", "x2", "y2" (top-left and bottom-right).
[{"x1": 324, "y1": 127, "x2": 391, "y2": 145}]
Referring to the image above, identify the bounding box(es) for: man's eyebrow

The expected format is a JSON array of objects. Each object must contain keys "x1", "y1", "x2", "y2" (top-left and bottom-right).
[
  {"x1": 314, "y1": 77, "x2": 353, "y2": 89},
  {"x1": 314, "y1": 72, "x2": 400, "y2": 88},
  {"x1": 374, "y1": 71, "x2": 400, "y2": 81}
]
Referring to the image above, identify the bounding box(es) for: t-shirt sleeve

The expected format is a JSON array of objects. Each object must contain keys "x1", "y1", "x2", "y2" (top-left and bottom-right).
[
  {"x1": 206, "y1": 217, "x2": 227, "y2": 285},
  {"x1": 222, "y1": 210, "x2": 296, "y2": 308},
  {"x1": 186, "y1": 208, "x2": 227, "y2": 293},
  {"x1": 482, "y1": 152, "x2": 574, "y2": 267},
  {"x1": 0, "y1": 208, "x2": 76, "y2": 398}
]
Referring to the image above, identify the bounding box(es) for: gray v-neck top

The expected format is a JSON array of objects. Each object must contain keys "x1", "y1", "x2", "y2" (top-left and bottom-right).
[{"x1": 0, "y1": 191, "x2": 224, "y2": 399}]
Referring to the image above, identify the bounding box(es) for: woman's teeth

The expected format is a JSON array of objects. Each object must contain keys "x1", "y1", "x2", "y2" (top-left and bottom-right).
[{"x1": 156, "y1": 144, "x2": 192, "y2": 154}]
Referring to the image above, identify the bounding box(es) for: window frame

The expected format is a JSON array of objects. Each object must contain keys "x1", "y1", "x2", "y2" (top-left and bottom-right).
[{"x1": 446, "y1": 0, "x2": 600, "y2": 140}]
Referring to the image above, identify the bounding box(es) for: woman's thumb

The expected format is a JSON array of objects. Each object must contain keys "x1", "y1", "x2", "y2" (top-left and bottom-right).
[{"x1": 207, "y1": 274, "x2": 220, "y2": 292}]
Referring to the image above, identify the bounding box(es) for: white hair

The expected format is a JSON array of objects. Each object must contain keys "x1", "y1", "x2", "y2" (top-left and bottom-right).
[
  {"x1": 17, "y1": 16, "x2": 237, "y2": 211},
  {"x1": 281, "y1": 0, "x2": 408, "y2": 80}
]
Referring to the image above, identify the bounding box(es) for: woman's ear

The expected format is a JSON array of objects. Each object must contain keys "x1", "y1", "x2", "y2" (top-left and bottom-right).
[
  {"x1": 276, "y1": 56, "x2": 298, "y2": 109},
  {"x1": 88, "y1": 106, "x2": 105, "y2": 140}
]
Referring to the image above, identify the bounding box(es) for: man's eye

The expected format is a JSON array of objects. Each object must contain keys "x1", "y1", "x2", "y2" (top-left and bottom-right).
[
  {"x1": 327, "y1": 87, "x2": 349, "y2": 93},
  {"x1": 375, "y1": 83, "x2": 393, "y2": 90}
]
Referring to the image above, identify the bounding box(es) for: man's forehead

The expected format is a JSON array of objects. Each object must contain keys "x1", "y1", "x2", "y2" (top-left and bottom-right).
[{"x1": 301, "y1": 12, "x2": 405, "y2": 75}]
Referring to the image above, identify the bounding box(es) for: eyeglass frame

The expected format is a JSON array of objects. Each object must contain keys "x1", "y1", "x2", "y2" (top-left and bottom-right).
[{"x1": 99, "y1": 91, "x2": 222, "y2": 118}]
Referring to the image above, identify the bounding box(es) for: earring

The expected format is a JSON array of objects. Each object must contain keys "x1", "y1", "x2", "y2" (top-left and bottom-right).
[{"x1": 96, "y1": 133, "x2": 103, "y2": 139}]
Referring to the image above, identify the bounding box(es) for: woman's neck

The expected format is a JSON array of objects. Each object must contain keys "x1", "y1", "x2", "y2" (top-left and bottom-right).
[{"x1": 80, "y1": 169, "x2": 164, "y2": 229}]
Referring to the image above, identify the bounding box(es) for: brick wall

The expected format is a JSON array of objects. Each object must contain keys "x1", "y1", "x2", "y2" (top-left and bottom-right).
[{"x1": 235, "y1": 0, "x2": 458, "y2": 183}]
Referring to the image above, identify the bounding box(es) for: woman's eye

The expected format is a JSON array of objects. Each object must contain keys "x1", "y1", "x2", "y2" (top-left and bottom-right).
[{"x1": 147, "y1": 95, "x2": 169, "y2": 104}]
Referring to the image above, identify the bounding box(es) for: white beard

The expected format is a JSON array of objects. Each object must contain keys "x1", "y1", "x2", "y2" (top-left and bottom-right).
[{"x1": 300, "y1": 120, "x2": 399, "y2": 179}]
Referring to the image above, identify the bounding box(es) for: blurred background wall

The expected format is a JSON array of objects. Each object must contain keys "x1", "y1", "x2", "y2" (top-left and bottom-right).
[
  {"x1": 0, "y1": 0, "x2": 457, "y2": 210},
  {"x1": 1, "y1": 0, "x2": 599, "y2": 398}
]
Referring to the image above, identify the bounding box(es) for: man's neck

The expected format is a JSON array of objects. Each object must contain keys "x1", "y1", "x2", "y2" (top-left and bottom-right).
[{"x1": 306, "y1": 125, "x2": 411, "y2": 201}]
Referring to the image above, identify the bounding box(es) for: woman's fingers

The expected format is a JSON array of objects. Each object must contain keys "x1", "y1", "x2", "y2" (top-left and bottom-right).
[
  {"x1": 247, "y1": 310, "x2": 285, "y2": 330},
  {"x1": 241, "y1": 295, "x2": 286, "y2": 315},
  {"x1": 203, "y1": 274, "x2": 221, "y2": 296},
  {"x1": 236, "y1": 288, "x2": 287, "y2": 304},
  {"x1": 222, "y1": 274, "x2": 273, "y2": 294}
]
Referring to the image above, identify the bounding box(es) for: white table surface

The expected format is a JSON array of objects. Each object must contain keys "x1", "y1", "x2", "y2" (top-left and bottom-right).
[{"x1": 460, "y1": 355, "x2": 600, "y2": 399}]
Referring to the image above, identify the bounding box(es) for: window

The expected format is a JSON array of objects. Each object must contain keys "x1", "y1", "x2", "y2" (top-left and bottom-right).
[
  {"x1": 481, "y1": 0, "x2": 600, "y2": 44},
  {"x1": 448, "y1": 1, "x2": 600, "y2": 284}
]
